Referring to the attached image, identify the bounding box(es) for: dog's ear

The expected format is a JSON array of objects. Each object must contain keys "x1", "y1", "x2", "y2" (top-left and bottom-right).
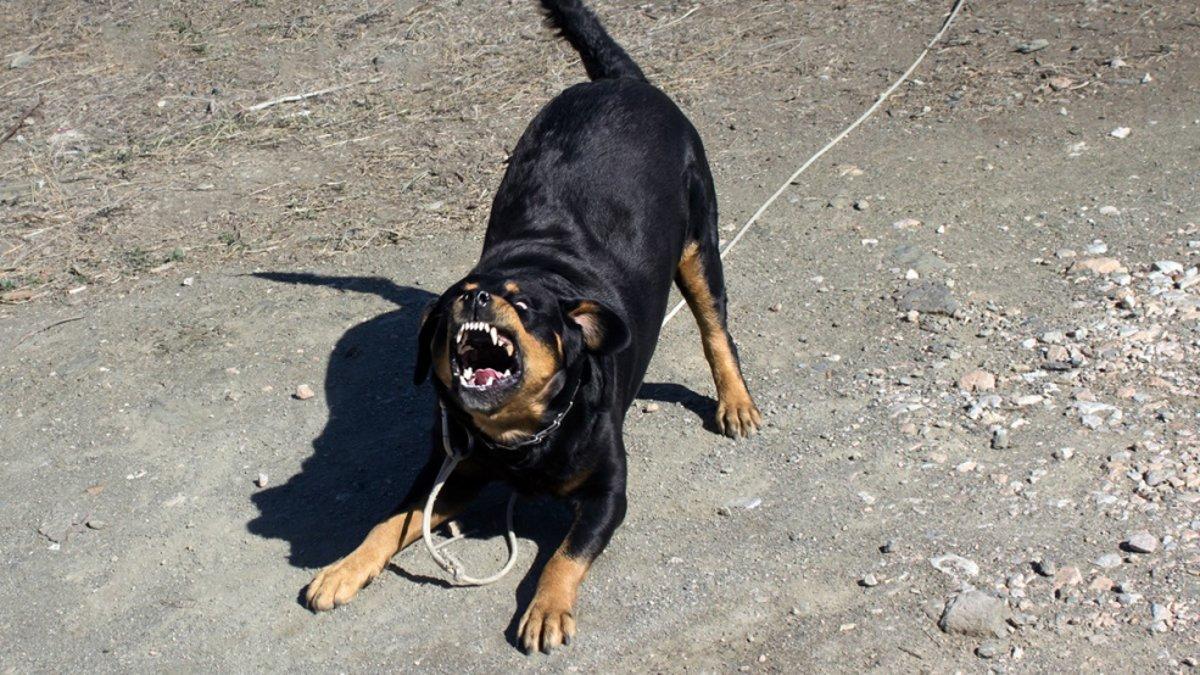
[
  {"x1": 563, "y1": 298, "x2": 630, "y2": 355},
  {"x1": 413, "y1": 299, "x2": 444, "y2": 384}
]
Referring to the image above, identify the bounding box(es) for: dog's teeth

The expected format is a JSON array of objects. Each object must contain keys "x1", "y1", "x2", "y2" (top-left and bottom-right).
[
  {"x1": 490, "y1": 327, "x2": 498, "y2": 344},
  {"x1": 502, "y1": 369, "x2": 511, "y2": 378},
  {"x1": 505, "y1": 343, "x2": 514, "y2": 357}
]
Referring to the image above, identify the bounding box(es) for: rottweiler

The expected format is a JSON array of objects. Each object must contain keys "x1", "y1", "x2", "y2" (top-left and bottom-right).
[{"x1": 305, "y1": 0, "x2": 762, "y2": 653}]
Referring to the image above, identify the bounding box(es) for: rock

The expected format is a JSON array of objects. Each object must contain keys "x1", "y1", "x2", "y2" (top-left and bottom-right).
[
  {"x1": 1141, "y1": 73, "x2": 1153, "y2": 84},
  {"x1": 938, "y1": 591, "x2": 1007, "y2": 638},
  {"x1": 767, "y1": 303, "x2": 782, "y2": 312},
  {"x1": 85, "y1": 518, "x2": 107, "y2": 531},
  {"x1": 1014, "y1": 394, "x2": 1043, "y2": 407},
  {"x1": 1052, "y1": 566, "x2": 1082, "y2": 590},
  {"x1": 1109, "y1": 127, "x2": 1132, "y2": 139},
  {"x1": 1154, "y1": 260, "x2": 1183, "y2": 275},
  {"x1": 1033, "y1": 559, "x2": 1057, "y2": 577},
  {"x1": 896, "y1": 282, "x2": 960, "y2": 316},
  {"x1": 1016, "y1": 39, "x2": 1049, "y2": 54},
  {"x1": 1125, "y1": 532, "x2": 1158, "y2": 554},
  {"x1": 892, "y1": 218, "x2": 921, "y2": 229},
  {"x1": 859, "y1": 573, "x2": 880, "y2": 588},
  {"x1": 1098, "y1": 205, "x2": 1120, "y2": 216},
  {"x1": 976, "y1": 641, "x2": 1002, "y2": 659},
  {"x1": 828, "y1": 194, "x2": 852, "y2": 209},
  {"x1": 1048, "y1": 76, "x2": 1072, "y2": 91},
  {"x1": 880, "y1": 540, "x2": 895, "y2": 554},
  {"x1": 255, "y1": 472, "x2": 269, "y2": 488},
  {"x1": 992, "y1": 428, "x2": 1010, "y2": 449},
  {"x1": 1089, "y1": 576, "x2": 1114, "y2": 592},
  {"x1": 725, "y1": 497, "x2": 762, "y2": 511},
  {"x1": 642, "y1": 402, "x2": 661, "y2": 413},
  {"x1": 1093, "y1": 553, "x2": 1123, "y2": 569},
  {"x1": 959, "y1": 369, "x2": 996, "y2": 392},
  {"x1": 1071, "y1": 257, "x2": 1123, "y2": 275},
  {"x1": 182, "y1": 277, "x2": 195, "y2": 287},
  {"x1": 294, "y1": 384, "x2": 316, "y2": 400},
  {"x1": 1053, "y1": 447, "x2": 1075, "y2": 461},
  {"x1": 930, "y1": 554, "x2": 980, "y2": 579},
  {"x1": 853, "y1": 199, "x2": 870, "y2": 211}
]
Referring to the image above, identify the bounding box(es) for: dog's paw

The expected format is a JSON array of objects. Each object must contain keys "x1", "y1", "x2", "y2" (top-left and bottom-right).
[
  {"x1": 716, "y1": 393, "x2": 761, "y2": 439},
  {"x1": 518, "y1": 595, "x2": 577, "y2": 654},
  {"x1": 304, "y1": 554, "x2": 381, "y2": 612}
]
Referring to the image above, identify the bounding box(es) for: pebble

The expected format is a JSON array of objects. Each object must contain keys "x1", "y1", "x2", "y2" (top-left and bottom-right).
[
  {"x1": 255, "y1": 472, "x2": 269, "y2": 488},
  {"x1": 859, "y1": 573, "x2": 880, "y2": 588},
  {"x1": 938, "y1": 591, "x2": 1007, "y2": 638},
  {"x1": 1109, "y1": 127, "x2": 1132, "y2": 139},
  {"x1": 930, "y1": 554, "x2": 980, "y2": 578},
  {"x1": 1016, "y1": 39, "x2": 1049, "y2": 54},
  {"x1": 1093, "y1": 553, "x2": 1123, "y2": 569},
  {"x1": 896, "y1": 282, "x2": 960, "y2": 316},
  {"x1": 1125, "y1": 532, "x2": 1158, "y2": 554},
  {"x1": 1098, "y1": 205, "x2": 1120, "y2": 216},
  {"x1": 1154, "y1": 260, "x2": 1183, "y2": 275},
  {"x1": 853, "y1": 199, "x2": 870, "y2": 211},
  {"x1": 1033, "y1": 558, "x2": 1057, "y2": 577},
  {"x1": 880, "y1": 540, "x2": 895, "y2": 554},
  {"x1": 959, "y1": 369, "x2": 996, "y2": 392},
  {"x1": 294, "y1": 384, "x2": 315, "y2": 400},
  {"x1": 182, "y1": 277, "x2": 195, "y2": 287},
  {"x1": 1052, "y1": 447, "x2": 1075, "y2": 461},
  {"x1": 992, "y1": 428, "x2": 1010, "y2": 449},
  {"x1": 642, "y1": 402, "x2": 661, "y2": 413},
  {"x1": 85, "y1": 518, "x2": 107, "y2": 531},
  {"x1": 976, "y1": 641, "x2": 1001, "y2": 659},
  {"x1": 892, "y1": 218, "x2": 921, "y2": 229},
  {"x1": 1071, "y1": 257, "x2": 1123, "y2": 275}
]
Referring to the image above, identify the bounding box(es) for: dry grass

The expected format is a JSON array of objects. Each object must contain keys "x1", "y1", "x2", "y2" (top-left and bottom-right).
[{"x1": 2, "y1": 0, "x2": 1191, "y2": 305}]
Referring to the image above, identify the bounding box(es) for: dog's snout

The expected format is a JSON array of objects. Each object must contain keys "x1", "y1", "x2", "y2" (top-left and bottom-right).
[{"x1": 473, "y1": 290, "x2": 491, "y2": 308}]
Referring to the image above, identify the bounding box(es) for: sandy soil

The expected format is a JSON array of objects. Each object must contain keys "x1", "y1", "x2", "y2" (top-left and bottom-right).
[{"x1": 2, "y1": 0, "x2": 1199, "y2": 671}]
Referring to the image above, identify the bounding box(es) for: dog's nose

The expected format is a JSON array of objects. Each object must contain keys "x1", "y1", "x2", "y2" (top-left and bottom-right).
[{"x1": 473, "y1": 290, "x2": 491, "y2": 308}]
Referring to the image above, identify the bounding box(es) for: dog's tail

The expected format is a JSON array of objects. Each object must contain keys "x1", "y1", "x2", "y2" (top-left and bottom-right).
[{"x1": 538, "y1": 0, "x2": 646, "y2": 82}]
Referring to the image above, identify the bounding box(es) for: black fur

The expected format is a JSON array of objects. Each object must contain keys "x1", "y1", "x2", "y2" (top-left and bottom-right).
[{"x1": 365, "y1": 0, "x2": 749, "y2": 652}]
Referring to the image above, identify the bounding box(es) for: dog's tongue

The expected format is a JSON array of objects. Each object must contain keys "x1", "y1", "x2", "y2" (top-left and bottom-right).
[{"x1": 473, "y1": 368, "x2": 501, "y2": 386}]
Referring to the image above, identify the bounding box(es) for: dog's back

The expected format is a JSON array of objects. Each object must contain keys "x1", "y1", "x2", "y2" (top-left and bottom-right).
[{"x1": 480, "y1": 0, "x2": 716, "y2": 404}]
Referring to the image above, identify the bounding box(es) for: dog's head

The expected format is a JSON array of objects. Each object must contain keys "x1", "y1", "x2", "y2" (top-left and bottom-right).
[{"x1": 414, "y1": 275, "x2": 629, "y2": 444}]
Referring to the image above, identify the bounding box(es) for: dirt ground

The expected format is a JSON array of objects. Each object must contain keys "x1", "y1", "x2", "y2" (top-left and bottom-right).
[{"x1": 3, "y1": 0, "x2": 1200, "y2": 671}]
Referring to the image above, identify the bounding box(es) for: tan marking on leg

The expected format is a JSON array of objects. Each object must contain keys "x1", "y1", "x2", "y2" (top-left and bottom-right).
[
  {"x1": 504, "y1": 281, "x2": 520, "y2": 293},
  {"x1": 305, "y1": 505, "x2": 454, "y2": 611},
  {"x1": 677, "y1": 242, "x2": 762, "y2": 438},
  {"x1": 518, "y1": 549, "x2": 590, "y2": 653}
]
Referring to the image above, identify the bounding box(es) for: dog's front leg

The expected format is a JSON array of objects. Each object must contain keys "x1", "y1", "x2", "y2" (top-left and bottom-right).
[
  {"x1": 518, "y1": 488, "x2": 627, "y2": 653},
  {"x1": 306, "y1": 457, "x2": 487, "y2": 611}
]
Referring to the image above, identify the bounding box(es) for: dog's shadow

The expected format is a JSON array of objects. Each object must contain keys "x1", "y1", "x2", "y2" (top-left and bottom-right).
[{"x1": 243, "y1": 272, "x2": 713, "y2": 648}]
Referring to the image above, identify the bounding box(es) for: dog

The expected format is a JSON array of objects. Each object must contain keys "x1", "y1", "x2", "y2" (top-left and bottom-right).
[{"x1": 304, "y1": 0, "x2": 761, "y2": 653}]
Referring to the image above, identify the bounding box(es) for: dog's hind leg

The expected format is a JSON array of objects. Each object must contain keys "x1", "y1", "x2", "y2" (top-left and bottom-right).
[
  {"x1": 304, "y1": 454, "x2": 487, "y2": 611},
  {"x1": 674, "y1": 165, "x2": 761, "y2": 438}
]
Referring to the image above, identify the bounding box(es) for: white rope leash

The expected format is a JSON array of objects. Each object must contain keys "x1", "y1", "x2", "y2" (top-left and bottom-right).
[
  {"x1": 662, "y1": 0, "x2": 968, "y2": 326},
  {"x1": 421, "y1": 403, "x2": 521, "y2": 585},
  {"x1": 421, "y1": 0, "x2": 968, "y2": 586}
]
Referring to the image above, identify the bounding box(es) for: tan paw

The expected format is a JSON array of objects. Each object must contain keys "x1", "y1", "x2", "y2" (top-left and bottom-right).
[
  {"x1": 716, "y1": 393, "x2": 762, "y2": 439},
  {"x1": 304, "y1": 553, "x2": 382, "y2": 612},
  {"x1": 518, "y1": 595, "x2": 577, "y2": 654}
]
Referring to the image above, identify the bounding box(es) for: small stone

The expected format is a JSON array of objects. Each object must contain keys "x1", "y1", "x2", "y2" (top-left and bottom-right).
[
  {"x1": 1014, "y1": 395, "x2": 1043, "y2": 407},
  {"x1": 768, "y1": 303, "x2": 782, "y2": 312},
  {"x1": 255, "y1": 472, "x2": 269, "y2": 488},
  {"x1": 642, "y1": 402, "x2": 661, "y2": 413},
  {"x1": 1124, "y1": 532, "x2": 1158, "y2": 554},
  {"x1": 294, "y1": 384, "x2": 316, "y2": 400},
  {"x1": 976, "y1": 641, "x2": 1001, "y2": 659},
  {"x1": 1098, "y1": 205, "x2": 1120, "y2": 216},
  {"x1": 959, "y1": 369, "x2": 996, "y2": 392},
  {"x1": 930, "y1": 554, "x2": 980, "y2": 578},
  {"x1": 1053, "y1": 447, "x2": 1075, "y2": 461},
  {"x1": 85, "y1": 519, "x2": 107, "y2": 531},
  {"x1": 1089, "y1": 576, "x2": 1114, "y2": 592},
  {"x1": 182, "y1": 277, "x2": 195, "y2": 286},
  {"x1": 1052, "y1": 566, "x2": 1082, "y2": 590},
  {"x1": 1108, "y1": 57, "x2": 1127, "y2": 68},
  {"x1": 828, "y1": 195, "x2": 852, "y2": 209},
  {"x1": 892, "y1": 217, "x2": 921, "y2": 229},
  {"x1": 880, "y1": 540, "x2": 895, "y2": 554},
  {"x1": 1109, "y1": 127, "x2": 1132, "y2": 139},
  {"x1": 1071, "y1": 257, "x2": 1122, "y2": 275},
  {"x1": 1033, "y1": 559, "x2": 1057, "y2": 577},
  {"x1": 859, "y1": 573, "x2": 880, "y2": 588},
  {"x1": 1016, "y1": 39, "x2": 1049, "y2": 54},
  {"x1": 1047, "y1": 76, "x2": 1072, "y2": 91},
  {"x1": 1154, "y1": 260, "x2": 1183, "y2": 275},
  {"x1": 853, "y1": 199, "x2": 870, "y2": 211},
  {"x1": 938, "y1": 591, "x2": 1007, "y2": 638},
  {"x1": 1141, "y1": 73, "x2": 1153, "y2": 84},
  {"x1": 1093, "y1": 553, "x2": 1123, "y2": 569},
  {"x1": 992, "y1": 428, "x2": 1010, "y2": 449}
]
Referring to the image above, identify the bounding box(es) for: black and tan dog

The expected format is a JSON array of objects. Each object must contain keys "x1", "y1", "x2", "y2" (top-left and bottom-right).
[{"x1": 305, "y1": 0, "x2": 761, "y2": 653}]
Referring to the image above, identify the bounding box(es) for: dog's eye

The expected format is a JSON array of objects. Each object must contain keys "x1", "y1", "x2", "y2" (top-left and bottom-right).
[{"x1": 514, "y1": 300, "x2": 529, "y2": 311}]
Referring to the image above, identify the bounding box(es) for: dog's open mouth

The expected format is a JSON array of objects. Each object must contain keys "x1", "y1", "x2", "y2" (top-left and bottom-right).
[{"x1": 453, "y1": 321, "x2": 522, "y2": 392}]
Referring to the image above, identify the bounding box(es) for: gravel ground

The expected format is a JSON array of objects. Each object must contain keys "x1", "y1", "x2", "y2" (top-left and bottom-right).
[{"x1": 2, "y1": 0, "x2": 1200, "y2": 671}]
